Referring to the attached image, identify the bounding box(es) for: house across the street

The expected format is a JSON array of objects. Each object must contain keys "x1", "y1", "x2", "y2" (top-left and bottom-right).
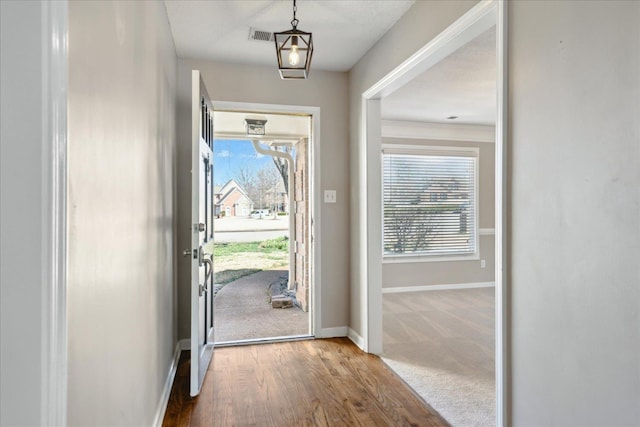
[{"x1": 215, "y1": 179, "x2": 254, "y2": 217}]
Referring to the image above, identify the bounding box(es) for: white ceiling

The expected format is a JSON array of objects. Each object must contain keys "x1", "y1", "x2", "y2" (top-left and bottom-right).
[
  {"x1": 214, "y1": 111, "x2": 310, "y2": 142},
  {"x1": 382, "y1": 26, "x2": 497, "y2": 126},
  {"x1": 164, "y1": 0, "x2": 415, "y2": 72},
  {"x1": 166, "y1": 1, "x2": 495, "y2": 127}
]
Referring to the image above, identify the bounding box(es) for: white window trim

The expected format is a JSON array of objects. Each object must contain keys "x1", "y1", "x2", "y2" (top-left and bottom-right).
[
  {"x1": 383, "y1": 253, "x2": 480, "y2": 264},
  {"x1": 380, "y1": 144, "x2": 480, "y2": 261}
]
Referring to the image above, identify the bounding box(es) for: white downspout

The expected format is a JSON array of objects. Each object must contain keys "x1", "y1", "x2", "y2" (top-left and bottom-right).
[{"x1": 251, "y1": 140, "x2": 296, "y2": 290}]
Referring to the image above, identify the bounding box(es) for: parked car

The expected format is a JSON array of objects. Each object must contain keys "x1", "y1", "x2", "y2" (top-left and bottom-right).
[{"x1": 250, "y1": 209, "x2": 270, "y2": 219}]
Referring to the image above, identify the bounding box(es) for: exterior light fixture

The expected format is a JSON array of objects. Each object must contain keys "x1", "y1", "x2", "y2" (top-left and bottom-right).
[
  {"x1": 245, "y1": 119, "x2": 267, "y2": 136},
  {"x1": 274, "y1": 0, "x2": 313, "y2": 79}
]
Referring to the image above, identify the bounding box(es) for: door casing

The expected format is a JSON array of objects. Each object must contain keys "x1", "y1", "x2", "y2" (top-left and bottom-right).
[
  {"x1": 212, "y1": 100, "x2": 321, "y2": 338},
  {"x1": 359, "y1": 0, "x2": 508, "y2": 425}
]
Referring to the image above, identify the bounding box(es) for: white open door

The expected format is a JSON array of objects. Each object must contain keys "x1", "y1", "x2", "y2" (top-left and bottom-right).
[{"x1": 190, "y1": 70, "x2": 215, "y2": 396}]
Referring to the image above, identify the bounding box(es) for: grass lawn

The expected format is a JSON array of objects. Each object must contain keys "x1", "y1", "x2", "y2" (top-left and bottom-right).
[{"x1": 214, "y1": 237, "x2": 289, "y2": 284}]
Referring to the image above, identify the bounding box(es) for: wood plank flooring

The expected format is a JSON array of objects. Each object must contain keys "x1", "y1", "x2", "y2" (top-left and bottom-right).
[{"x1": 163, "y1": 338, "x2": 450, "y2": 427}]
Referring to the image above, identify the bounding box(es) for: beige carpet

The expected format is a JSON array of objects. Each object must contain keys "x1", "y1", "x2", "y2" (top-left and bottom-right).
[
  {"x1": 382, "y1": 288, "x2": 495, "y2": 427},
  {"x1": 214, "y1": 269, "x2": 309, "y2": 343}
]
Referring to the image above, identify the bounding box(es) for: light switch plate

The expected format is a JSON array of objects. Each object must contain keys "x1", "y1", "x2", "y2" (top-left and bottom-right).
[{"x1": 324, "y1": 190, "x2": 337, "y2": 203}]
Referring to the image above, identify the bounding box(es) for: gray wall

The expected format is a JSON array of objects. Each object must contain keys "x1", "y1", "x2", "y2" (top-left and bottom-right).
[
  {"x1": 350, "y1": 0, "x2": 639, "y2": 424},
  {"x1": 509, "y1": 1, "x2": 640, "y2": 424},
  {"x1": 348, "y1": 0, "x2": 479, "y2": 341},
  {"x1": 381, "y1": 137, "x2": 495, "y2": 288},
  {"x1": 176, "y1": 60, "x2": 350, "y2": 339},
  {"x1": 67, "y1": 1, "x2": 177, "y2": 425},
  {"x1": 0, "y1": 2, "x2": 46, "y2": 425}
]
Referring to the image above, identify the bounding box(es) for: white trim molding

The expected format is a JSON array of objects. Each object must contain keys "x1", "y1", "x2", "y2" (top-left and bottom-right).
[
  {"x1": 495, "y1": 1, "x2": 509, "y2": 425},
  {"x1": 382, "y1": 120, "x2": 495, "y2": 143},
  {"x1": 360, "y1": 0, "x2": 506, "y2": 425},
  {"x1": 382, "y1": 282, "x2": 495, "y2": 294},
  {"x1": 363, "y1": 0, "x2": 497, "y2": 100},
  {"x1": 211, "y1": 100, "x2": 322, "y2": 339},
  {"x1": 480, "y1": 228, "x2": 496, "y2": 235},
  {"x1": 348, "y1": 328, "x2": 365, "y2": 351},
  {"x1": 317, "y1": 327, "x2": 348, "y2": 338},
  {"x1": 41, "y1": 1, "x2": 68, "y2": 425},
  {"x1": 153, "y1": 342, "x2": 183, "y2": 427}
]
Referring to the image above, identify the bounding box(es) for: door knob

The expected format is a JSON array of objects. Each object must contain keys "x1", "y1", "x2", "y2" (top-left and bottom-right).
[{"x1": 183, "y1": 249, "x2": 192, "y2": 257}]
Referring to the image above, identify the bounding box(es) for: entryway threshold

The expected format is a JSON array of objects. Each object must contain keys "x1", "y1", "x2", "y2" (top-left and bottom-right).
[{"x1": 214, "y1": 334, "x2": 314, "y2": 347}]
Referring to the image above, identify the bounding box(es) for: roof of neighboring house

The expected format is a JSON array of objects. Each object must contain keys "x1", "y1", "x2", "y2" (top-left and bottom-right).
[{"x1": 217, "y1": 179, "x2": 253, "y2": 205}]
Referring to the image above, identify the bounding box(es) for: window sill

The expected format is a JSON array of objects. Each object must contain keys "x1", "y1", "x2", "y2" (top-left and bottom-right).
[{"x1": 382, "y1": 253, "x2": 479, "y2": 264}]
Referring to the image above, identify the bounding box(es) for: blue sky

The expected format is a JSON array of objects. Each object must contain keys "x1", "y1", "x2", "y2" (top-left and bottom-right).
[{"x1": 213, "y1": 139, "x2": 272, "y2": 186}]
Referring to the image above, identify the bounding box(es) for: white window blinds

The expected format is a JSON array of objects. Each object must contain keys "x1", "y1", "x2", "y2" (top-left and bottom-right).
[{"x1": 382, "y1": 147, "x2": 478, "y2": 258}]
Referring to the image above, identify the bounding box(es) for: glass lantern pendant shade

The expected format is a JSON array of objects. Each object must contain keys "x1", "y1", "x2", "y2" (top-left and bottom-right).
[{"x1": 274, "y1": 0, "x2": 313, "y2": 79}]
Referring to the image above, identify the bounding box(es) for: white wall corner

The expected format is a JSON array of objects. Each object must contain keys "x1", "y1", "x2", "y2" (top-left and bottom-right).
[{"x1": 348, "y1": 328, "x2": 365, "y2": 350}]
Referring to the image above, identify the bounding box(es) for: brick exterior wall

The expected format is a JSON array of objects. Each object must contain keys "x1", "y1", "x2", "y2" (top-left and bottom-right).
[{"x1": 294, "y1": 138, "x2": 310, "y2": 312}]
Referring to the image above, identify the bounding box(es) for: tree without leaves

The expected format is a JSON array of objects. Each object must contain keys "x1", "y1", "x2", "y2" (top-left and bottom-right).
[
  {"x1": 233, "y1": 164, "x2": 258, "y2": 204},
  {"x1": 384, "y1": 205, "x2": 441, "y2": 254},
  {"x1": 256, "y1": 167, "x2": 280, "y2": 209},
  {"x1": 270, "y1": 146, "x2": 292, "y2": 194}
]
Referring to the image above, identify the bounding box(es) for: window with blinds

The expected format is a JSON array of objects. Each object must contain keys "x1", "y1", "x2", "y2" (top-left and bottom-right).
[{"x1": 382, "y1": 147, "x2": 478, "y2": 258}]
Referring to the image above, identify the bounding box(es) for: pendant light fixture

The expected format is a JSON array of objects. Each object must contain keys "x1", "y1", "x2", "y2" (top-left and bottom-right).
[{"x1": 274, "y1": 0, "x2": 313, "y2": 79}]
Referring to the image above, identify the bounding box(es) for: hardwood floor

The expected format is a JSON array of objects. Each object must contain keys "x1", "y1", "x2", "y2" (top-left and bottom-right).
[{"x1": 163, "y1": 338, "x2": 450, "y2": 427}]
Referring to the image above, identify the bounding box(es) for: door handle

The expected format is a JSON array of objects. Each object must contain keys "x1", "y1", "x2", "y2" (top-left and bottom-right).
[
  {"x1": 198, "y1": 244, "x2": 213, "y2": 293},
  {"x1": 202, "y1": 257, "x2": 213, "y2": 285}
]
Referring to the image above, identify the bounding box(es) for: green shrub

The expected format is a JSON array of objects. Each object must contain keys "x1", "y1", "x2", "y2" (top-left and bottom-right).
[{"x1": 258, "y1": 236, "x2": 289, "y2": 250}]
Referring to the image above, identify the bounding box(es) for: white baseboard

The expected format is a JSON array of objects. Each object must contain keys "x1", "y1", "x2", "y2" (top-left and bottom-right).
[
  {"x1": 382, "y1": 281, "x2": 495, "y2": 294},
  {"x1": 348, "y1": 328, "x2": 365, "y2": 350},
  {"x1": 153, "y1": 341, "x2": 184, "y2": 427},
  {"x1": 178, "y1": 338, "x2": 190, "y2": 351},
  {"x1": 317, "y1": 326, "x2": 348, "y2": 338}
]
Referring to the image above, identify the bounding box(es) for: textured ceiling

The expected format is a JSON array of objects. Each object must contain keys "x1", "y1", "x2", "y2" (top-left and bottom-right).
[
  {"x1": 382, "y1": 26, "x2": 497, "y2": 126},
  {"x1": 167, "y1": 1, "x2": 496, "y2": 126},
  {"x1": 164, "y1": 0, "x2": 415, "y2": 72}
]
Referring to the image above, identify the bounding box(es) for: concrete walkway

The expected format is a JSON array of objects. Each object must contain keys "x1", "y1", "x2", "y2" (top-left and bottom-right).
[{"x1": 213, "y1": 269, "x2": 309, "y2": 343}]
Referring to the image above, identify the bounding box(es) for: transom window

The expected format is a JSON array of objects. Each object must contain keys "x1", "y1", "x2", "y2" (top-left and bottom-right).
[{"x1": 382, "y1": 146, "x2": 478, "y2": 259}]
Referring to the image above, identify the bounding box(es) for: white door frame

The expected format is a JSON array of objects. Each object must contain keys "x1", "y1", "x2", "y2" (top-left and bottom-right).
[
  {"x1": 360, "y1": 0, "x2": 507, "y2": 425},
  {"x1": 42, "y1": 0, "x2": 69, "y2": 425},
  {"x1": 211, "y1": 100, "x2": 321, "y2": 338}
]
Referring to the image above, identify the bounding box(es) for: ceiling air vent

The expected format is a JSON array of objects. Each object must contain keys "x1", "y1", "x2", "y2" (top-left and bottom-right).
[{"x1": 249, "y1": 27, "x2": 274, "y2": 43}]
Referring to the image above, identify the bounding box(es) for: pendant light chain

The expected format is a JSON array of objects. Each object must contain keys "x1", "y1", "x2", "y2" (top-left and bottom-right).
[{"x1": 291, "y1": 0, "x2": 299, "y2": 29}]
